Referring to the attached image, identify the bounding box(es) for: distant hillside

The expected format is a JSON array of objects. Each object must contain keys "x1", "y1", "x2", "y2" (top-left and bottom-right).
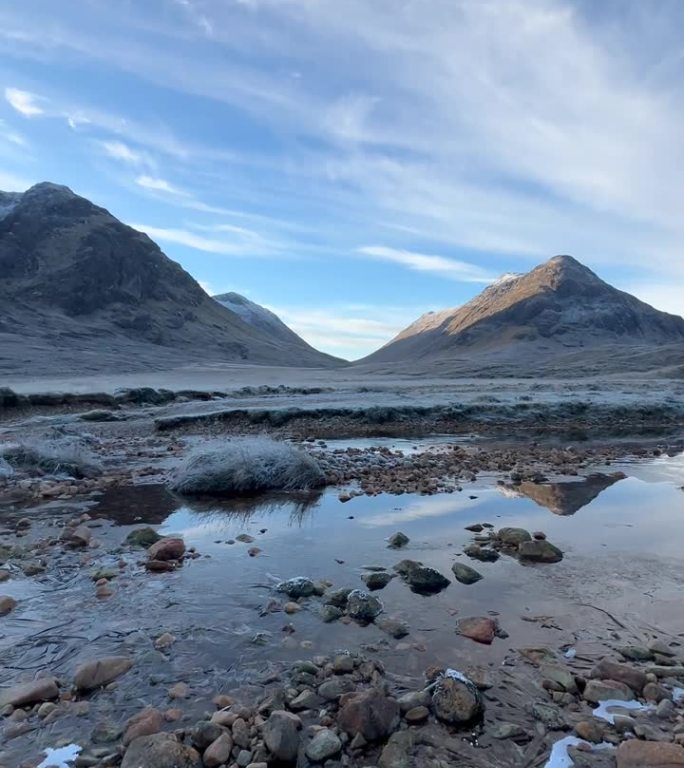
[
  {"x1": 0, "y1": 182, "x2": 342, "y2": 375},
  {"x1": 358, "y1": 255, "x2": 684, "y2": 375}
]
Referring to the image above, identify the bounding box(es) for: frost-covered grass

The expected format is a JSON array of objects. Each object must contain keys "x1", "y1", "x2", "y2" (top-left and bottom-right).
[
  {"x1": 0, "y1": 437, "x2": 102, "y2": 478},
  {"x1": 170, "y1": 437, "x2": 325, "y2": 496}
]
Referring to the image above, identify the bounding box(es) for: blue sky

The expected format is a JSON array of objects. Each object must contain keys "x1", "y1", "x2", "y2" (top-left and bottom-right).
[{"x1": 1, "y1": 0, "x2": 683, "y2": 359}]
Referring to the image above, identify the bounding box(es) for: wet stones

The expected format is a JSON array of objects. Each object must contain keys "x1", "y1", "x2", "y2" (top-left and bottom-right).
[
  {"x1": 63, "y1": 524, "x2": 92, "y2": 548},
  {"x1": 431, "y1": 671, "x2": 483, "y2": 724},
  {"x1": 338, "y1": 689, "x2": 400, "y2": 741},
  {"x1": 457, "y1": 616, "x2": 502, "y2": 645},
  {"x1": 531, "y1": 701, "x2": 566, "y2": 730},
  {"x1": 276, "y1": 577, "x2": 317, "y2": 599},
  {"x1": 463, "y1": 544, "x2": 500, "y2": 562},
  {"x1": 0, "y1": 595, "x2": 17, "y2": 616},
  {"x1": 203, "y1": 733, "x2": 234, "y2": 768},
  {"x1": 387, "y1": 532, "x2": 410, "y2": 549},
  {"x1": 451, "y1": 562, "x2": 483, "y2": 585},
  {"x1": 263, "y1": 710, "x2": 301, "y2": 762},
  {"x1": 518, "y1": 539, "x2": 563, "y2": 563},
  {"x1": 346, "y1": 589, "x2": 383, "y2": 622},
  {"x1": 377, "y1": 617, "x2": 410, "y2": 639},
  {"x1": 123, "y1": 707, "x2": 164, "y2": 746},
  {"x1": 121, "y1": 732, "x2": 200, "y2": 768},
  {"x1": 362, "y1": 571, "x2": 394, "y2": 591},
  {"x1": 583, "y1": 679, "x2": 633, "y2": 704},
  {"x1": 616, "y1": 740, "x2": 684, "y2": 768},
  {"x1": 591, "y1": 659, "x2": 647, "y2": 694},
  {"x1": 148, "y1": 537, "x2": 185, "y2": 561},
  {"x1": 74, "y1": 656, "x2": 133, "y2": 691},
  {"x1": 305, "y1": 729, "x2": 342, "y2": 761},
  {"x1": 496, "y1": 527, "x2": 533, "y2": 548},
  {"x1": 393, "y1": 559, "x2": 450, "y2": 594},
  {"x1": 126, "y1": 527, "x2": 162, "y2": 548},
  {"x1": 0, "y1": 677, "x2": 59, "y2": 708}
]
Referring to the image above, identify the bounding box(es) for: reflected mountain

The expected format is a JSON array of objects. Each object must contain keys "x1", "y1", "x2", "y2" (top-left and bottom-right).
[
  {"x1": 92, "y1": 483, "x2": 182, "y2": 525},
  {"x1": 500, "y1": 472, "x2": 626, "y2": 515}
]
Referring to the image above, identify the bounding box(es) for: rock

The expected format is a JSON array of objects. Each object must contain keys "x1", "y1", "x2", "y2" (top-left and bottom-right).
[
  {"x1": 276, "y1": 577, "x2": 316, "y2": 599},
  {"x1": 377, "y1": 617, "x2": 410, "y2": 639},
  {"x1": 191, "y1": 721, "x2": 225, "y2": 751},
  {"x1": 0, "y1": 677, "x2": 59, "y2": 708},
  {"x1": 451, "y1": 562, "x2": 483, "y2": 585},
  {"x1": 121, "y1": 733, "x2": 200, "y2": 768},
  {"x1": 582, "y1": 679, "x2": 633, "y2": 704},
  {"x1": 616, "y1": 740, "x2": 684, "y2": 767},
  {"x1": 465, "y1": 524, "x2": 484, "y2": 532},
  {"x1": 126, "y1": 527, "x2": 162, "y2": 548},
  {"x1": 591, "y1": 660, "x2": 647, "y2": 694},
  {"x1": 403, "y1": 565, "x2": 450, "y2": 595},
  {"x1": 168, "y1": 681, "x2": 190, "y2": 699},
  {"x1": 518, "y1": 539, "x2": 563, "y2": 563},
  {"x1": 325, "y1": 587, "x2": 353, "y2": 608},
  {"x1": 541, "y1": 665, "x2": 578, "y2": 694},
  {"x1": 154, "y1": 632, "x2": 176, "y2": 651},
  {"x1": 74, "y1": 656, "x2": 133, "y2": 690},
  {"x1": 398, "y1": 690, "x2": 431, "y2": 713},
  {"x1": 91, "y1": 721, "x2": 124, "y2": 744},
  {"x1": 431, "y1": 672, "x2": 483, "y2": 724},
  {"x1": 496, "y1": 527, "x2": 532, "y2": 547},
  {"x1": 333, "y1": 653, "x2": 355, "y2": 673},
  {"x1": 284, "y1": 602, "x2": 301, "y2": 614},
  {"x1": 619, "y1": 645, "x2": 654, "y2": 662},
  {"x1": 575, "y1": 720, "x2": 605, "y2": 743},
  {"x1": 387, "y1": 532, "x2": 410, "y2": 549},
  {"x1": 393, "y1": 559, "x2": 422, "y2": 577},
  {"x1": 378, "y1": 731, "x2": 414, "y2": 768},
  {"x1": 656, "y1": 699, "x2": 676, "y2": 719},
  {"x1": 463, "y1": 544, "x2": 500, "y2": 562},
  {"x1": 232, "y1": 717, "x2": 251, "y2": 748},
  {"x1": 531, "y1": 702, "x2": 565, "y2": 730},
  {"x1": 67, "y1": 524, "x2": 92, "y2": 548},
  {"x1": 318, "y1": 678, "x2": 354, "y2": 701},
  {"x1": 263, "y1": 710, "x2": 301, "y2": 762},
  {"x1": 305, "y1": 729, "x2": 342, "y2": 762},
  {"x1": 346, "y1": 590, "x2": 383, "y2": 622},
  {"x1": 338, "y1": 689, "x2": 400, "y2": 741},
  {"x1": 404, "y1": 706, "x2": 429, "y2": 724},
  {"x1": 649, "y1": 639, "x2": 676, "y2": 657},
  {"x1": 492, "y1": 722, "x2": 529, "y2": 741},
  {"x1": 0, "y1": 595, "x2": 17, "y2": 616},
  {"x1": 236, "y1": 534, "x2": 255, "y2": 543},
  {"x1": 148, "y1": 537, "x2": 185, "y2": 561},
  {"x1": 457, "y1": 616, "x2": 498, "y2": 645},
  {"x1": 203, "y1": 734, "x2": 234, "y2": 768},
  {"x1": 146, "y1": 559, "x2": 176, "y2": 572},
  {"x1": 289, "y1": 689, "x2": 323, "y2": 711},
  {"x1": 123, "y1": 707, "x2": 164, "y2": 746},
  {"x1": 362, "y1": 571, "x2": 394, "y2": 591},
  {"x1": 320, "y1": 605, "x2": 343, "y2": 623},
  {"x1": 644, "y1": 682, "x2": 671, "y2": 702}
]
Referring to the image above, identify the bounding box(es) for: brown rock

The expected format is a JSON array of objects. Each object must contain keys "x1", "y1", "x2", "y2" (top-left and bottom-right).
[
  {"x1": 457, "y1": 616, "x2": 497, "y2": 644},
  {"x1": 123, "y1": 707, "x2": 164, "y2": 746},
  {"x1": 591, "y1": 659, "x2": 647, "y2": 694},
  {"x1": 121, "y1": 732, "x2": 200, "y2": 768},
  {"x1": 404, "y1": 706, "x2": 429, "y2": 724},
  {"x1": 148, "y1": 538, "x2": 185, "y2": 561},
  {"x1": 582, "y1": 679, "x2": 633, "y2": 704},
  {"x1": 168, "y1": 682, "x2": 191, "y2": 699},
  {"x1": 338, "y1": 689, "x2": 400, "y2": 742},
  {"x1": 68, "y1": 524, "x2": 92, "y2": 548},
  {"x1": 203, "y1": 734, "x2": 233, "y2": 768},
  {"x1": 74, "y1": 656, "x2": 133, "y2": 690},
  {"x1": 0, "y1": 678, "x2": 59, "y2": 708},
  {"x1": 154, "y1": 632, "x2": 176, "y2": 650},
  {"x1": 617, "y1": 740, "x2": 684, "y2": 767},
  {"x1": 145, "y1": 559, "x2": 176, "y2": 572},
  {"x1": 0, "y1": 595, "x2": 17, "y2": 616},
  {"x1": 575, "y1": 720, "x2": 604, "y2": 744}
]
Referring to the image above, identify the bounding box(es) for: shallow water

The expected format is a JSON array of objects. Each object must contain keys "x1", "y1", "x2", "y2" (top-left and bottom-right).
[{"x1": 2, "y1": 456, "x2": 684, "y2": 764}]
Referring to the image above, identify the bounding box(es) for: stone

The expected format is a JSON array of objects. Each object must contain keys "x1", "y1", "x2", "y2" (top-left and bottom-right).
[
  {"x1": 121, "y1": 733, "x2": 200, "y2": 768},
  {"x1": 236, "y1": 534, "x2": 255, "y2": 543},
  {"x1": 68, "y1": 524, "x2": 92, "y2": 548},
  {"x1": 582, "y1": 679, "x2": 633, "y2": 704},
  {"x1": 0, "y1": 595, "x2": 17, "y2": 616},
  {"x1": 91, "y1": 721, "x2": 124, "y2": 744},
  {"x1": 289, "y1": 689, "x2": 323, "y2": 711},
  {"x1": 541, "y1": 665, "x2": 578, "y2": 694},
  {"x1": 463, "y1": 544, "x2": 500, "y2": 562},
  {"x1": 616, "y1": 740, "x2": 684, "y2": 767},
  {"x1": 643, "y1": 682, "x2": 671, "y2": 702},
  {"x1": 575, "y1": 720, "x2": 604, "y2": 743},
  {"x1": 457, "y1": 616, "x2": 498, "y2": 645},
  {"x1": 362, "y1": 571, "x2": 394, "y2": 591},
  {"x1": 284, "y1": 602, "x2": 301, "y2": 614},
  {"x1": 276, "y1": 577, "x2": 316, "y2": 599},
  {"x1": 325, "y1": 587, "x2": 352, "y2": 608},
  {"x1": 377, "y1": 617, "x2": 410, "y2": 639},
  {"x1": 305, "y1": 729, "x2": 342, "y2": 762},
  {"x1": 168, "y1": 682, "x2": 190, "y2": 699},
  {"x1": 531, "y1": 702, "x2": 565, "y2": 731},
  {"x1": 619, "y1": 645, "x2": 654, "y2": 662},
  {"x1": 518, "y1": 539, "x2": 563, "y2": 563},
  {"x1": 146, "y1": 559, "x2": 176, "y2": 572},
  {"x1": 496, "y1": 527, "x2": 532, "y2": 547},
  {"x1": 318, "y1": 678, "x2": 354, "y2": 701},
  {"x1": 232, "y1": 717, "x2": 250, "y2": 748},
  {"x1": 591, "y1": 659, "x2": 647, "y2": 694},
  {"x1": 465, "y1": 524, "x2": 484, "y2": 532},
  {"x1": 431, "y1": 673, "x2": 483, "y2": 724},
  {"x1": 148, "y1": 537, "x2": 185, "y2": 561},
  {"x1": 398, "y1": 690, "x2": 431, "y2": 713},
  {"x1": 0, "y1": 677, "x2": 59, "y2": 708},
  {"x1": 203, "y1": 734, "x2": 234, "y2": 768},
  {"x1": 263, "y1": 710, "x2": 301, "y2": 762},
  {"x1": 378, "y1": 731, "x2": 414, "y2": 768},
  {"x1": 74, "y1": 656, "x2": 133, "y2": 690},
  {"x1": 154, "y1": 632, "x2": 176, "y2": 651},
  {"x1": 338, "y1": 689, "x2": 400, "y2": 741},
  {"x1": 649, "y1": 639, "x2": 676, "y2": 657},
  {"x1": 403, "y1": 565, "x2": 450, "y2": 595},
  {"x1": 123, "y1": 707, "x2": 164, "y2": 746},
  {"x1": 451, "y1": 562, "x2": 483, "y2": 585},
  {"x1": 492, "y1": 722, "x2": 529, "y2": 741},
  {"x1": 387, "y1": 532, "x2": 410, "y2": 549},
  {"x1": 126, "y1": 527, "x2": 162, "y2": 548},
  {"x1": 346, "y1": 590, "x2": 383, "y2": 622},
  {"x1": 191, "y1": 721, "x2": 225, "y2": 750},
  {"x1": 320, "y1": 604, "x2": 343, "y2": 623},
  {"x1": 404, "y1": 706, "x2": 429, "y2": 724},
  {"x1": 333, "y1": 653, "x2": 355, "y2": 673}
]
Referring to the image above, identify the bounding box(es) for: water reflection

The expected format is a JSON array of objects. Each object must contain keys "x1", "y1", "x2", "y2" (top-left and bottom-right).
[{"x1": 498, "y1": 472, "x2": 625, "y2": 515}]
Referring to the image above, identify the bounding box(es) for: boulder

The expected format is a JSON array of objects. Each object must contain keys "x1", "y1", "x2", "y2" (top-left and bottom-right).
[
  {"x1": 338, "y1": 689, "x2": 400, "y2": 741},
  {"x1": 191, "y1": 721, "x2": 225, "y2": 751},
  {"x1": 616, "y1": 740, "x2": 684, "y2": 768},
  {"x1": 74, "y1": 656, "x2": 133, "y2": 690},
  {"x1": 379, "y1": 731, "x2": 414, "y2": 768},
  {"x1": 276, "y1": 577, "x2": 316, "y2": 599},
  {"x1": 362, "y1": 571, "x2": 394, "y2": 591},
  {"x1": 203, "y1": 734, "x2": 234, "y2": 768},
  {"x1": 432, "y1": 672, "x2": 483, "y2": 724},
  {"x1": 403, "y1": 565, "x2": 450, "y2": 595},
  {"x1": 451, "y1": 562, "x2": 483, "y2": 585},
  {"x1": 591, "y1": 659, "x2": 647, "y2": 694},
  {"x1": 463, "y1": 544, "x2": 500, "y2": 562},
  {"x1": 496, "y1": 528, "x2": 532, "y2": 547},
  {"x1": 387, "y1": 532, "x2": 410, "y2": 549},
  {"x1": 148, "y1": 538, "x2": 185, "y2": 561},
  {"x1": 346, "y1": 590, "x2": 383, "y2": 622},
  {"x1": 0, "y1": 595, "x2": 17, "y2": 616},
  {"x1": 121, "y1": 733, "x2": 200, "y2": 768},
  {"x1": 123, "y1": 707, "x2": 164, "y2": 746},
  {"x1": 457, "y1": 616, "x2": 498, "y2": 645},
  {"x1": 305, "y1": 729, "x2": 342, "y2": 762},
  {"x1": 582, "y1": 679, "x2": 633, "y2": 704},
  {"x1": 0, "y1": 678, "x2": 59, "y2": 708},
  {"x1": 518, "y1": 540, "x2": 563, "y2": 563},
  {"x1": 263, "y1": 710, "x2": 301, "y2": 762},
  {"x1": 126, "y1": 527, "x2": 162, "y2": 548}
]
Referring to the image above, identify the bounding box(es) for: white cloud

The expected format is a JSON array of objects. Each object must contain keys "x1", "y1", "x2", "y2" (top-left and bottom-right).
[
  {"x1": 135, "y1": 175, "x2": 187, "y2": 196},
  {"x1": 99, "y1": 140, "x2": 145, "y2": 165},
  {"x1": 131, "y1": 223, "x2": 257, "y2": 256},
  {"x1": 4, "y1": 87, "x2": 44, "y2": 117},
  {"x1": 358, "y1": 246, "x2": 497, "y2": 283}
]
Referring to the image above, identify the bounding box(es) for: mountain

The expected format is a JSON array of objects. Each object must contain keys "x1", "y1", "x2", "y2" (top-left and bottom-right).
[
  {"x1": 0, "y1": 182, "x2": 342, "y2": 376},
  {"x1": 359, "y1": 255, "x2": 684, "y2": 375},
  {"x1": 500, "y1": 473, "x2": 625, "y2": 515}
]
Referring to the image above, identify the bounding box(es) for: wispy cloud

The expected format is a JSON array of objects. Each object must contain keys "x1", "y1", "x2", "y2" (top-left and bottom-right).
[
  {"x1": 4, "y1": 87, "x2": 44, "y2": 117},
  {"x1": 358, "y1": 246, "x2": 497, "y2": 283},
  {"x1": 99, "y1": 140, "x2": 146, "y2": 166},
  {"x1": 135, "y1": 174, "x2": 187, "y2": 196}
]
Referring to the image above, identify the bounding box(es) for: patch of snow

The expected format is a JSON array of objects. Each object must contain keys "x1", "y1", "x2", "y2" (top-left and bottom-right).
[
  {"x1": 564, "y1": 647, "x2": 576, "y2": 659},
  {"x1": 37, "y1": 744, "x2": 81, "y2": 768},
  {"x1": 672, "y1": 687, "x2": 684, "y2": 703},
  {"x1": 592, "y1": 698, "x2": 651, "y2": 724},
  {"x1": 544, "y1": 736, "x2": 612, "y2": 768},
  {"x1": 444, "y1": 668, "x2": 471, "y2": 684},
  {"x1": 492, "y1": 272, "x2": 522, "y2": 286}
]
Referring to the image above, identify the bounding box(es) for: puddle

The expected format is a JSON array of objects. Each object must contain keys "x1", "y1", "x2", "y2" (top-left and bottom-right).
[{"x1": 37, "y1": 745, "x2": 81, "y2": 768}]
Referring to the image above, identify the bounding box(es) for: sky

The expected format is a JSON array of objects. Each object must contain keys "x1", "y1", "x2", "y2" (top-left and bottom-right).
[{"x1": 1, "y1": 0, "x2": 684, "y2": 360}]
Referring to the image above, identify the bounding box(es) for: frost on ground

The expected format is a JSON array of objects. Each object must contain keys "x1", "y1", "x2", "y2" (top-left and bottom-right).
[
  {"x1": 170, "y1": 437, "x2": 325, "y2": 495},
  {"x1": 0, "y1": 437, "x2": 101, "y2": 478}
]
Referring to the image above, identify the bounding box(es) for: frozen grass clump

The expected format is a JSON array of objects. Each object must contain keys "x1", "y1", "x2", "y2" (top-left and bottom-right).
[
  {"x1": 0, "y1": 438, "x2": 102, "y2": 478},
  {"x1": 170, "y1": 437, "x2": 325, "y2": 496}
]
